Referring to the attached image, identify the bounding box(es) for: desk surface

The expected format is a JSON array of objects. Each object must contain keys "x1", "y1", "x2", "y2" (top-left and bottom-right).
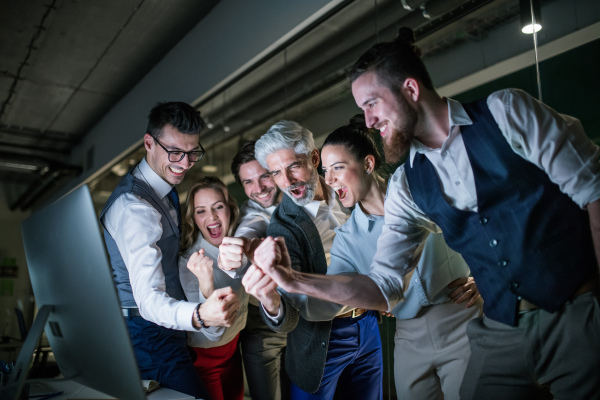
[
  {"x1": 0, "y1": 339, "x2": 23, "y2": 350},
  {"x1": 28, "y1": 379, "x2": 197, "y2": 400}
]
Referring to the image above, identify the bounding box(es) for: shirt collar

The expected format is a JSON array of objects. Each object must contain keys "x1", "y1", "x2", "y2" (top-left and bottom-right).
[
  {"x1": 302, "y1": 180, "x2": 336, "y2": 219},
  {"x1": 408, "y1": 97, "x2": 473, "y2": 166},
  {"x1": 138, "y1": 157, "x2": 173, "y2": 199},
  {"x1": 447, "y1": 97, "x2": 473, "y2": 127},
  {"x1": 199, "y1": 236, "x2": 219, "y2": 260},
  {"x1": 354, "y1": 203, "x2": 383, "y2": 233},
  {"x1": 247, "y1": 199, "x2": 277, "y2": 215}
]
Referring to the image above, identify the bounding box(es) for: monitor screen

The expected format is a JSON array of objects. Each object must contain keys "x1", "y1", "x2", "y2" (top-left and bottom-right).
[{"x1": 3, "y1": 185, "x2": 146, "y2": 400}]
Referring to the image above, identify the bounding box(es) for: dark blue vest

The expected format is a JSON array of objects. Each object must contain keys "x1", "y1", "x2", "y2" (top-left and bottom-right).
[
  {"x1": 100, "y1": 171, "x2": 186, "y2": 307},
  {"x1": 405, "y1": 99, "x2": 597, "y2": 326}
]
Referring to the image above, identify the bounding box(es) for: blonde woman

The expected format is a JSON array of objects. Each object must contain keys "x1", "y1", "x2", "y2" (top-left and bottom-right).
[{"x1": 179, "y1": 176, "x2": 248, "y2": 400}]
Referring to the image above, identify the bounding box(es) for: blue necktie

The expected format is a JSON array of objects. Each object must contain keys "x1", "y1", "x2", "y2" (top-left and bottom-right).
[{"x1": 167, "y1": 187, "x2": 181, "y2": 230}]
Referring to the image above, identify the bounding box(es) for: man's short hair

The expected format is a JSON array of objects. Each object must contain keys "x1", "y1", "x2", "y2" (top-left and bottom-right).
[
  {"x1": 254, "y1": 120, "x2": 315, "y2": 169},
  {"x1": 231, "y1": 140, "x2": 258, "y2": 185},
  {"x1": 347, "y1": 27, "x2": 434, "y2": 95},
  {"x1": 146, "y1": 101, "x2": 204, "y2": 139}
]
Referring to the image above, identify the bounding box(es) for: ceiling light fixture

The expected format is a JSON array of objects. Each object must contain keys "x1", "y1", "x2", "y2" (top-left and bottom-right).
[{"x1": 520, "y1": 0, "x2": 542, "y2": 34}]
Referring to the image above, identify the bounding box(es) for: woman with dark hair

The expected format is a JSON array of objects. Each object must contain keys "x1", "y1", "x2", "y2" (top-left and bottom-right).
[
  {"x1": 179, "y1": 176, "x2": 248, "y2": 400},
  {"x1": 320, "y1": 116, "x2": 482, "y2": 400}
]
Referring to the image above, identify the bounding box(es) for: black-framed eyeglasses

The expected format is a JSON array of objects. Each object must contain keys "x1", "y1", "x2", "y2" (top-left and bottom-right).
[{"x1": 152, "y1": 136, "x2": 205, "y2": 163}]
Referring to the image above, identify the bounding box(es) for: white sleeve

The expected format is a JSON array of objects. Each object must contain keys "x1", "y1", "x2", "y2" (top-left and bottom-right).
[
  {"x1": 368, "y1": 166, "x2": 439, "y2": 312},
  {"x1": 488, "y1": 89, "x2": 600, "y2": 208},
  {"x1": 178, "y1": 252, "x2": 225, "y2": 341},
  {"x1": 235, "y1": 212, "x2": 269, "y2": 241},
  {"x1": 107, "y1": 195, "x2": 198, "y2": 331}
]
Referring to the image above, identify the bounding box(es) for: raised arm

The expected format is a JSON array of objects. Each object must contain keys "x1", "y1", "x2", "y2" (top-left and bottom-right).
[
  {"x1": 187, "y1": 249, "x2": 215, "y2": 298},
  {"x1": 253, "y1": 236, "x2": 388, "y2": 310},
  {"x1": 242, "y1": 264, "x2": 299, "y2": 333}
]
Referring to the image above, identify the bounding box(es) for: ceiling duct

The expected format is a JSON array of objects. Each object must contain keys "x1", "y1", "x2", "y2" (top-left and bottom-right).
[
  {"x1": 1, "y1": 152, "x2": 82, "y2": 211},
  {"x1": 194, "y1": 0, "x2": 495, "y2": 151}
]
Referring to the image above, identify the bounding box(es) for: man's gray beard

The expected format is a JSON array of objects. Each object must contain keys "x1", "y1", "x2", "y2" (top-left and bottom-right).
[{"x1": 284, "y1": 167, "x2": 319, "y2": 207}]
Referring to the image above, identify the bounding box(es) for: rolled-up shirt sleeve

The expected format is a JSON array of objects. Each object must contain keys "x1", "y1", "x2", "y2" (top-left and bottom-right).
[
  {"x1": 368, "y1": 166, "x2": 440, "y2": 312},
  {"x1": 284, "y1": 237, "x2": 357, "y2": 322},
  {"x1": 488, "y1": 89, "x2": 600, "y2": 208},
  {"x1": 235, "y1": 214, "x2": 269, "y2": 241},
  {"x1": 235, "y1": 200, "x2": 273, "y2": 241}
]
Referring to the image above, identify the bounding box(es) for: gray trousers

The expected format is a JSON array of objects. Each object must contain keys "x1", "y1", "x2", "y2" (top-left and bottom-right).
[
  {"x1": 460, "y1": 290, "x2": 600, "y2": 400},
  {"x1": 240, "y1": 303, "x2": 288, "y2": 400},
  {"x1": 393, "y1": 299, "x2": 483, "y2": 400}
]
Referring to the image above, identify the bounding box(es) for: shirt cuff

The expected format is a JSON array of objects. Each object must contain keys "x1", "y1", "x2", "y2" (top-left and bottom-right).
[
  {"x1": 176, "y1": 301, "x2": 202, "y2": 331},
  {"x1": 262, "y1": 302, "x2": 284, "y2": 325}
]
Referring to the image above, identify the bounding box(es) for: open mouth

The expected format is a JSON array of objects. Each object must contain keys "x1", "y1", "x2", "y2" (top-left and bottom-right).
[
  {"x1": 255, "y1": 189, "x2": 272, "y2": 201},
  {"x1": 206, "y1": 223, "x2": 223, "y2": 239},
  {"x1": 334, "y1": 186, "x2": 348, "y2": 201},
  {"x1": 289, "y1": 185, "x2": 306, "y2": 198},
  {"x1": 169, "y1": 165, "x2": 186, "y2": 175}
]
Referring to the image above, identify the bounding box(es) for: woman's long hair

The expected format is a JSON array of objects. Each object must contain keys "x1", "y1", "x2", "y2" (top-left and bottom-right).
[{"x1": 180, "y1": 176, "x2": 239, "y2": 254}]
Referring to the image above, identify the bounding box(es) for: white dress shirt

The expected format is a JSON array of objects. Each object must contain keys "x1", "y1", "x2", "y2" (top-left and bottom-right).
[
  {"x1": 235, "y1": 199, "x2": 277, "y2": 307},
  {"x1": 369, "y1": 88, "x2": 600, "y2": 311},
  {"x1": 268, "y1": 182, "x2": 349, "y2": 322},
  {"x1": 300, "y1": 182, "x2": 349, "y2": 266},
  {"x1": 179, "y1": 236, "x2": 249, "y2": 348},
  {"x1": 101, "y1": 158, "x2": 199, "y2": 331},
  {"x1": 235, "y1": 199, "x2": 277, "y2": 241}
]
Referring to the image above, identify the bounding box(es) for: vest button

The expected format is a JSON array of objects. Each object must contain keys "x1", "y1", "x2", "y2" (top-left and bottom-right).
[
  {"x1": 510, "y1": 282, "x2": 519, "y2": 290},
  {"x1": 489, "y1": 239, "x2": 498, "y2": 247},
  {"x1": 480, "y1": 216, "x2": 489, "y2": 224},
  {"x1": 498, "y1": 260, "x2": 508, "y2": 267}
]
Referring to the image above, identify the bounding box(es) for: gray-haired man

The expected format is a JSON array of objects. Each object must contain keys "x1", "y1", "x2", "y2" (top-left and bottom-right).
[{"x1": 242, "y1": 121, "x2": 383, "y2": 400}]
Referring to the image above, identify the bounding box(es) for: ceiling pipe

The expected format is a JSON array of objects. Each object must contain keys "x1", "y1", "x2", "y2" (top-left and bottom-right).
[
  {"x1": 7, "y1": 155, "x2": 82, "y2": 211},
  {"x1": 197, "y1": 0, "x2": 493, "y2": 149}
]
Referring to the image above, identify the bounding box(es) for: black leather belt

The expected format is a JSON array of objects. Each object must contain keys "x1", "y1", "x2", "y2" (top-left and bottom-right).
[{"x1": 122, "y1": 308, "x2": 142, "y2": 317}]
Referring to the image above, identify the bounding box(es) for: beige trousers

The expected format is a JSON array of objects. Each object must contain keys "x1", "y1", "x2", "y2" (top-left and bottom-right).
[{"x1": 393, "y1": 298, "x2": 483, "y2": 400}]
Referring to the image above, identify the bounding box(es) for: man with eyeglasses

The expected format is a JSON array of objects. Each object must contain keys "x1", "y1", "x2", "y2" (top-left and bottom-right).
[{"x1": 100, "y1": 101, "x2": 240, "y2": 398}]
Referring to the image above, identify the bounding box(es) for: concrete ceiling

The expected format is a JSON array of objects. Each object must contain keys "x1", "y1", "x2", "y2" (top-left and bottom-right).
[
  {"x1": 0, "y1": 0, "x2": 220, "y2": 210},
  {"x1": 1, "y1": 0, "x2": 598, "y2": 212},
  {"x1": 88, "y1": 0, "x2": 515, "y2": 210}
]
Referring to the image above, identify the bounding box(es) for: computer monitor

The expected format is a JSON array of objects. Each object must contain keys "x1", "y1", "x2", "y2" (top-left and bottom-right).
[{"x1": 2, "y1": 185, "x2": 146, "y2": 400}]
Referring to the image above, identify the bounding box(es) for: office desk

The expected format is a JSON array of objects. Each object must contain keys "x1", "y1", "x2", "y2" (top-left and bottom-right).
[{"x1": 27, "y1": 379, "x2": 197, "y2": 400}]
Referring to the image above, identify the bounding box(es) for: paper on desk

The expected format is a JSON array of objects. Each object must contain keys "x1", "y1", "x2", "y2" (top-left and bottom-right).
[{"x1": 142, "y1": 379, "x2": 160, "y2": 394}]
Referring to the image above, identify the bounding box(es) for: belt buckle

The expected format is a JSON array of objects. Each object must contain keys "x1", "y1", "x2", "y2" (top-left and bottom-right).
[
  {"x1": 518, "y1": 298, "x2": 538, "y2": 314},
  {"x1": 352, "y1": 309, "x2": 360, "y2": 318}
]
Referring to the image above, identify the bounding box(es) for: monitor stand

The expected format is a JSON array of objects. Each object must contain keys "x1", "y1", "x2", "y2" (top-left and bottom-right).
[{"x1": 1, "y1": 305, "x2": 53, "y2": 400}]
